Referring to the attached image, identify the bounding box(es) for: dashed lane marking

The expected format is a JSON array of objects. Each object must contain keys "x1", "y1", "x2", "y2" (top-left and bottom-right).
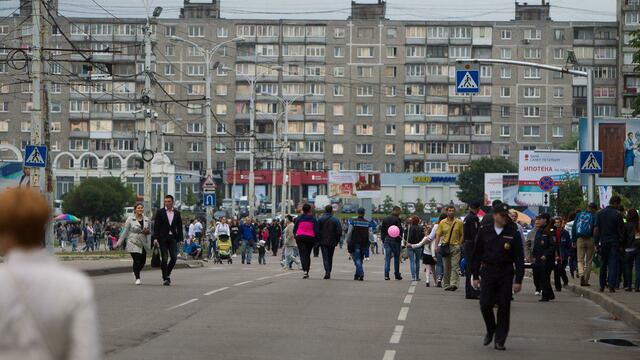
[
  {"x1": 382, "y1": 350, "x2": 396, "y2": 360},
  {"x1": 408, "y1": 286, "x2": 416, "y2": 294},
  {"x1": 166, "y1": 298, "x2": 198, "y2": 311},
  {"x1": 397, "y1": 307, "x2": 409, "y2": 321},
  {"x1": 256, "y1": 276, "x2": 273, "y2": 280},
  {"x1": 389, "y1": 325, "x2": 404, "y2": 344},
  {"x1": 203, "y1": 287, "x2": 228, "y2": 296},
  {"x1": 233, "y1": 280, "x2": 253, "y2": 286},
  {"x1": 403, "y1": 294, "x2": 413, "y2": 304}
]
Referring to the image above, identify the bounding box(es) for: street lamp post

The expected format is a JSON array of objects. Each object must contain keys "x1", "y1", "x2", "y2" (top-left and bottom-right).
[
  {"x1": 170, "y1": 36, "x2": 243, "y2": 225},
  {"x1": 456, "y1": 58, "x2": 594, "y2": 203}
]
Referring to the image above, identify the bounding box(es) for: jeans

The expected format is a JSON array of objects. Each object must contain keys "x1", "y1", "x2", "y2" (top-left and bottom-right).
[
  {"x1": 208, "y1": 239, "x2": 217, "y2": 259},
  {"x1": 320, "y1": 245, "x2": 336, "y2": 274},
  {"x1": 283, "y1": 246, "x2": 301, "y2": 268},
  {"x1": 130, "y1": 249, "x2": 146, "y2": 279},
  {"x1": 363, "y1": 244, "x2": 370, "y2": 258},
  {"x1": 577, "y1": 237, "x2": 595, "y2": 282},
  {"x1": 242, "y1": 239, "x2": 254, "y2": 264},
  {"x1": 383, "y1": 241, "x2": 401, "y2": 278},
  {"x1": 407, "y1": 246, "x2": 423, "y2": 280},
  {"x1": 436, "y1": 253, "x2": 444, "y2": 281},
  {"x1": 159, "y1": 239, "x2": 177, "y2": 281},
  {"x1": 599, "y1": 242, "x2": 621, "y2": 290},
  {"x1": 443, "y1": 245, "x2": 462, "y2": 288},
  {"x1": 623, "y1": 248, "x2": 640, "y2": 290},
  {"x1": 71, "y1": 236, "x2": 78, "y2": 251},
  {"x1": 371, "y1": 242, "x2": 379, "y2": 254},
  {"x1": 352, "y1": 242, "x2": 365, "y2": 278}
]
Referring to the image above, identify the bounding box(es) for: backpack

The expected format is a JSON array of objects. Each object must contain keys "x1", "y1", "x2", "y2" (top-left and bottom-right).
[{"x1": 574, "y1": 211, "x2": 594, "y2": 237}]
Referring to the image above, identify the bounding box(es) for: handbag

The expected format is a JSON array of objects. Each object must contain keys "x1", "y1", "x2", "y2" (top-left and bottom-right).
[
  {"x1": 439, "y1": 221, "x2": 456, "y2": 258},
  {"x1": 151, "y1": 245, "x2": 161, "y2": 268}
]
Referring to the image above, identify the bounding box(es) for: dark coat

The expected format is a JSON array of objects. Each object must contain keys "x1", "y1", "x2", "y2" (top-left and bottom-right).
[
  {"x1": 317, "y1": 213, "x2": 343, "y2": 247},
  {"x1": 152, "y1": 208, "x2": 184, "y2": 243}
]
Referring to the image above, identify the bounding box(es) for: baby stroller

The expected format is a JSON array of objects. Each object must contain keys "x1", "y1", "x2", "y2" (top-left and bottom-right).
[{"x1": 215, "y1": 235, "x2": 233, "y2": 264}]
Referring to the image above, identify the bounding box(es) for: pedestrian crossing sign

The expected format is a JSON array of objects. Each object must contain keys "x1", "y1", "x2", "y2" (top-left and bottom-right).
[
  {"x1": 24, "y1": 145, "x2": 47, "y2": 168},
  {"x1": 579, "y1": 151, "x2": 603, "y2": 174},
  {"x1": 456, "y1": 70, "x2": 479, "y2": 94}
]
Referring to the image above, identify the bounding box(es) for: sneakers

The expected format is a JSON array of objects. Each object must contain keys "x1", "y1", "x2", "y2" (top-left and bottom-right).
[
  {"x1": 535, "y1": 291, "x2": 541, "y2": 296},
  {"x1": 163, "y1": 279, "x2": 170, "y2": 286},
  {"x1": 385, "y1": 276, "x2": 391, "y2": 281},
  {"x1": 135, "y1": 279, "x2": 141, "y2": 285},
  {"x1": 303, "y1": 272, "x2": 309, "y2": 279}
]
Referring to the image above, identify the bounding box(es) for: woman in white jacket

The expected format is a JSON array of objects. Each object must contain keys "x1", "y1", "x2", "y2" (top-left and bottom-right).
[
  {"x1": 116, "y1": 203, "x2": 151, "y2": 285},
  {"x1": 409, "y1": 214, "x2": 446, "y2": 287}
]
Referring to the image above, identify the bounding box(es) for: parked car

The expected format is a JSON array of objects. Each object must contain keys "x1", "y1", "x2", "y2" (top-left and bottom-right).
[
  {"x1": 341, "y1": 203, "x2": 357, "y2": 214},
  {"x1": 213, "y1": 210, "x2": 230, "y2": 220}
]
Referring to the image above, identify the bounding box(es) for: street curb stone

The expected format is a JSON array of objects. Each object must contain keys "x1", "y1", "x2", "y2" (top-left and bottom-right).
[
  {"x1": 566, "y1": 283, "x2": 640, "y2": 330},
  {"x1": 83, "y1": 260, "x2": 204, "y2": 277}
]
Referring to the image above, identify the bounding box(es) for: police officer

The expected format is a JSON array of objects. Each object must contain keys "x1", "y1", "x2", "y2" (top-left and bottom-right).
[
  {"x1": 471, "y1": 203, "x2": 524, "y2": 351},
  {"x1": 345, "y1": 208, "x2": 373, "y2": 281},
  {"x1": 463, "y1": 201, "x2": 481, "y2": 299},
  {"x1": 532, "y1": 213, "x2": 556, "y2": 301}
]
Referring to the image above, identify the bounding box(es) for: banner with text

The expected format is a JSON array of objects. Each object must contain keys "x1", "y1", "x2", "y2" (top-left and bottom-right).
[
  {"x1": 328, "y1": 171, "x2": 381, "y2": 199},
  {"x1": 517, "y1": 151, "x2": 579, "y2": 206}
]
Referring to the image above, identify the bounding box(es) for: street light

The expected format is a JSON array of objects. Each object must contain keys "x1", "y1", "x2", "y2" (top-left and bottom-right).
[{"x1": 170, "y1": 35, "x2": 244, "y2": 226}]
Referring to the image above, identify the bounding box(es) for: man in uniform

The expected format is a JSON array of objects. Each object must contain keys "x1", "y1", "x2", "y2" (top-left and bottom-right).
[
  {"x1": 463, "y1": 201, "x2": 481, "y2": 299},
  {"x1": 470, "y1": 203, "x2": 525, "y2": 351}
]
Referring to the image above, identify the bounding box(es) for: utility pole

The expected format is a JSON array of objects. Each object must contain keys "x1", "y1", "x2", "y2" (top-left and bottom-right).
[
  {"x1": 281, "y1": 105, "x2": 289, "y2": 219},
  {"x1": 29, "y1": 0, "x2": 43, "y2": 190},
  {"x1": 142, "y1": 16, "x2": 153, "y2": 219},
  {"x1": 248, "y1": 78, "x2": 256, "y2": 218},
  {"x1": 271, "y1": 115, "x2": 279, "y2": 220}
]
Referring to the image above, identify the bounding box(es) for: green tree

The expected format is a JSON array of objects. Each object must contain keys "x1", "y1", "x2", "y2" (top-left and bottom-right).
[
  {"x1": 185, "y1": 187, "x2": 196, "y2": 207},
  {"x1": 549, "y1": 177, "x2": 585, "y2": 218},
  {"x1": 382, "y1": 195, "x2": 394, "y2": 213},
  {"x1": 415, "y1": 198, "x2": 425, "y2": 214},
  {"x1": 428, "y1": 198, "x2": 438, "y2": 215},
  {"x1": 613, "y1": 186, "x2": 640, "y2": 209},
  {"x1": 62, "y1": 177, "x2": 135, "y2": 221},
  {"x1": 559, "y1": 132, "x2": 578, "y2": 150},
  {"x1": 456, "y1": 157, "x2": 517, "y2": 205},
  {"x1": 630, "y1": 29, "x2": 640, "y2": 116}
]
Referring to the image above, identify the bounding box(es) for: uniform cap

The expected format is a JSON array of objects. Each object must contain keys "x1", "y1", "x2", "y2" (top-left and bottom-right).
[{"x1": 493, "y1": 203, "x2": 509, "y2": 214}]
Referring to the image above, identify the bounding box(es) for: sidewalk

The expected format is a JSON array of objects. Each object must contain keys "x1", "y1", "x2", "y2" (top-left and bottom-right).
[
  {"x1": 60, "y1": 257, "x2": 204, "y2": 277},
  {"x1": 566, "y1": 278, "x2": 640, "y2": 331}
]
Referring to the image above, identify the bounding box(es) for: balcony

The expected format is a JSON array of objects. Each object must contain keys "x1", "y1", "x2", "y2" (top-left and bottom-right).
[
  {"x1": 69, "y1": 130, "x2": 89, "y2": 138},
  {"x1": 405, "y1": 57, "x2": 426, "y2": 64},
  {"x1": 449, "y1": 38, "x2": 472, "y2": 45},
  {"x1": 472, "y1": 116, "x2": 492, "y2": 122},
  {"x1": 426, "y1": 38, "x2": 448, "y2": 45},
  {"x1": 283, "y1": 36, "x2": 306, "y2": 43},
  {"x1": 427, "y1": 75, "x2": 449, "y2": 83},
  {"x1": 405, "y1": 37, "x2": 426, "y2": 45},
  {"x1": 256, "y1": 36, "x2": 279, "y2": 43},
  {"x1": 112, "y1": 131, "x2": 135, "y2": 138},
  {"x1": 624, "y1": 87, "x2": 639, "y2": 96}
]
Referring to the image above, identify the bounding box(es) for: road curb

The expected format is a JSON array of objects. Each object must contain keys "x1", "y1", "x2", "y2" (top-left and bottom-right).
[
  {"x1": 566, "y1": 283, "x2": 640, "y2": 330},
  {"x1": 83, "y1": 260, "x2": 204, "y2": 277}
]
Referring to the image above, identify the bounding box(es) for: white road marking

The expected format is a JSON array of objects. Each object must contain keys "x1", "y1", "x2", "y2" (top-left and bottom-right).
[
  {"x1": 256, "y1": 276, "x2": 273, "y2": 280},
  {"x1": 203, "y1": 287, "x2": 228, "y2": 296},
  {"x1": 233, "y1": 280, "x2": 253, "y2": 286},
  {"x1": 389, "y1": 325, "x2": 404, "y2": 344},
  {"x1": 411, "y1": 281, "x2": 418, "y2": 286},
  {"x1": 408, "y1": 286, "x2": 416, "y2": 294},
  {"x1": 403, "y1": 294, "x2": 413, "y2": 304},
  {"x1": 166, "y1": 298, "x2": 198, "y2": 311},
  {"x1": 397, "y1": 307, "x2": 409, "y2": 321},
  {"x1": 382, "y1": 350, "x2": 396, "y2": 360}
]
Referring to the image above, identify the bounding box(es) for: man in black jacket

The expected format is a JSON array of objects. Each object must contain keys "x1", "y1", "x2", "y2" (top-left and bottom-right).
[
  {"x1": 594, "y1": 195, "x2": 625, "y2": 292},
  {"x1": 463, "y1": 201, "x2": 481, "y2": 299},
  {"x1": 152, "y1": 195, "x2": 184, "y2": 286},
  {"x1": 381, "y1": 206, "x2": 403, "y2": 280},
  {"x1": 317, "y1": 205, "x2": 342, "y2": 279},
  {"x1": 471, "y1": 203, "x2": 524, "y2": 351}
]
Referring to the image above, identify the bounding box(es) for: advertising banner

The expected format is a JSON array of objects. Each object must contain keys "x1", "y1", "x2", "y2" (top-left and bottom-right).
[
  {"x1": 484, "y1": 173, "x2": 518, "y2": 206},
  {"x1": 328, "y1": 171, "x2": 381, "y2": 199},
  {"x1": 0, "y1": 161, "x2": 28, "y2": 190},
  {"x1": 517, "y1": 151, "x2": 579, "y2": 206},
  {"x1": 578, "y1": 117, "x2": 640, "y2": 186}
]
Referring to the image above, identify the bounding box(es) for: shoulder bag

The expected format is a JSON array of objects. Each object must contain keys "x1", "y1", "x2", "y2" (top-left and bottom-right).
[{"x1": 439, "y1": 222, "x2": 456, "y2": 258}]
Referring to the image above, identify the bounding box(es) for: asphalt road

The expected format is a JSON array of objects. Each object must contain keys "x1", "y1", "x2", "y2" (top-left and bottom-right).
[{"x1": 92, "y1": 249, "x2": 640, "y2": 360}]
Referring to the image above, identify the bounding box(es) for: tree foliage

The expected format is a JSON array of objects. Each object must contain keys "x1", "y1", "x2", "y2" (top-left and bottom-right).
[
  {"x1": 549, "y1": 177, "x2": 585, "y2": 218},
  {"x1": 415, "y1": 198, "x2": 425, "y2": 214},
  {"x1": 456, "y1": 158, "x2": 517, "y2": 205},
  {"x1": 185, "y1": 187, "x2": 196, "y2": 206},
  {"x1": 559, "y1": 132, "x2": 578, "y2": 151},
  {"x1": 62, "y1": 177, "x2": 136, "y2": 221},
  {"x1": 382, "y1": 195, "x2": 394, "y2": 213}
]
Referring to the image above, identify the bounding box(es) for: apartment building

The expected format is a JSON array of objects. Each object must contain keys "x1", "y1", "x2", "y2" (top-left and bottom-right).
[{"x1": 0, "y1": 0, "x2": 628, "y2": 205}]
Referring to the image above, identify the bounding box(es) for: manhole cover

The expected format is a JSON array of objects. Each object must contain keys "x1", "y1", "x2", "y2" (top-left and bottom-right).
[{"x1": 593, "y1": 339, "x2": 638, "y2": 347}]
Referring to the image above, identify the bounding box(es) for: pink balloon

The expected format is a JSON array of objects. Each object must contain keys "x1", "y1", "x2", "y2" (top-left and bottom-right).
[{"x1": 388, "y1": 225, "x2": 400, "y2": 238}]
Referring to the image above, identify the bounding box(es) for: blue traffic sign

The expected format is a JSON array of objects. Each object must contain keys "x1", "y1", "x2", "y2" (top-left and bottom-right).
[
  {"x1": 456, "y1": 70, "x2": 479, "y2": 94},
  {"x1": 175, "y1": 175, "x2": 182, "y2": 183},
  {"x1": 24, "y1": 145, "x2": 47, "y2": 168},
  {"x1": 538, "y1": 176, "x2": 555, "y2": 192},
  {"x1": 580, "y1": 151, "x2": 603, "y2": 174},
  {"x1": 203, "y1": 192, "x2": 216, "y2": 207}
]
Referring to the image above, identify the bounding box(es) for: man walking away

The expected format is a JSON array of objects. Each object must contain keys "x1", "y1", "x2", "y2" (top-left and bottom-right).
[
  {"x1": 572, "y1": 202, "x2": 597, "y2": 286},
  {"x1": 471, "y1": 203, "x2": 524, "y2": 351},
  {"x1": 404, "y1": 216, "x2": 425, "y2": 281},
  {"x1": 269, "y1": 220, "x2": 283, "y2": 256},
  {"x1": 380, "y1": 206, "x2": 404, "y2": 280},
  {"x1": 436, "y1": 205, "x2": 464, "y2": 291},
  {"x1": 463, "y1": 201, "x2": 481, "y2": 299},
  {"x1": 240, "y1": 217, "x2": 257, "y2": 264},
  {"x1": 152, "y1": 195, "x2": 184, "y2": 286},
  {"x1": 594, "y1": 196, "x2": 625, "y2": 292},
  {"x1": 346, "y1": 208, "x2": 372, "y2": 281},
  {"x1": 317, "y1": 205, "x2": 342, "y2": 279},
  {"x1": 294, "y1": 204, "x2": 318, "y2": 279}
]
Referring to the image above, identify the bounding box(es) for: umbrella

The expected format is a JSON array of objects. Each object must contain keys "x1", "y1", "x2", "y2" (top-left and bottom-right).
[{"x1": 55, "y1": 214, "x2": 80, "y2": 222}]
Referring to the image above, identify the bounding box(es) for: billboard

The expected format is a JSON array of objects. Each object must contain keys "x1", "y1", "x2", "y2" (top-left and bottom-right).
[
  {"x1": 517, "y1": 151, "x2": 579, "y2": 206},
  {"x1": 578, "y1": 117, "x2": 640, "y2": 186},
  {"x1": 0, "y1": 161, "x2": 28, "y2": 190},
  {"x1": 484, "y1": 173, "x2": 518, "y2": 206},
  {"x1": 328, "y1": 171, "x2": 381, "y2": 199}
]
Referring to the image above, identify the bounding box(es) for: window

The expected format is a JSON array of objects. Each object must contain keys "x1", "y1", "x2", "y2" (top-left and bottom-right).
[
  {"x1": 283, "y1": 25, "x2": 304, "y2": 38},
  {"x1": 356, "y1": 144, "x2": 373, "y2": 155},
  {"x1": 386, "y1": 105, "x2": 397, "y2": 116},
  {"x1": 334, "y1": 27, "x2": 345, "y2": 38},
  {"x1": 215, "y1": 104, "x2": 227, "y2": 115},
  {"x1": 356, "y1": 124, "x2": 373, "y2": 136},
  {"x1": 333, "y1": 85, "x2": 344, "y2": 97},
  {"x1": 524, "y1": 29, "x2": 542, "y2": 40},
  {"x1": 625, "y1": 11, "x2": 640, "y2": 25},
  {"x1": 216, "y1": 84, "x2": 228, "y2": 96},
  {"x1": 500, "y1": 29, "x2": 511, "y2": 40},
  {"x1": 306, "y1": 26, "x2": 326, "y2": 37},
  {"x1": 333, "y1": 46, "x2": 344, "y2": 58},
  {"x1": 332, "y1": 144, "x2": 344, "y2": 154},
  {"x1": 406, "y1": 65, "x2": 425, "y2": 77},
  {"x1": 188, "y1": 25, "x2": 204, "y2": 37},
  {"x1": 333, "y1": 124, "x2": 344, "y2": 135},
  {"x1": 523, "y1": 125, "x2": 540, "y2": 137},
  {"x1": 357, "y1": 47, "x2": 374, "y2": 58},
  {"x1": 405, "y1": 104, "x2": 424, "y2": 116},
  {"x1": 305, "y1": 102, "x2": 325, "y2": 115},
  {"x1": 386, "y1": 27, "x2": 397, "y2": 38},
  {"x1": 524, "y1": 67, "x2": 541, "y2": 79},
  {"x1": 189, "y1": 161, "x2": 203, "y2": 171},
  {"x1": 553, "y1": 87, "x2": 564, "y2": 98},
  {"x1": 356, "y1": 104, "x2": 373, "y2": 116},
  {"x1": 406, "y1": 46, "x2": 425, "y2": 58},
  {"x1": 50, "y1": 122, "x2": 61, "y2": 132},
  {"x1": 593, "y1": 66, "x2": 617, "y2": 79},
  {"x1": 480, "y1": 65, "x2": 492, "y2": 78},
  {"x1": 306, "y1": 46, "x2": 325, "y2": 57},
  {"x1": 594, "y1": 47, "x2": 616, "y2": 60},
  {"x1": 333, "y1": 67, "x2": 345, "y2": 77},
  {"x1": 385, "y1": 124, "x2": 396, "y2": 136},
  {"x1": 187, "y1": 64, "x2": 204, "y2": 76},
  {"x1": 306, "y1": 141, "x2": 324, "y2": 153},
  {"x1": 450, "y1": 27, "x2": 471, "y2": 39},
  {"x1": 553, "y1": 106, "x2": 564, "y2": 118},
  {"x1": 406, "y1": 84, "x2": 426, "y2": 96},
  {"x1": 500, "y1": 48, "x2": 512, "y2": 60},
  {"x1": 524, "y1": 48, "x2": 541, "y2": 59},
  {"x1": 385, "y1": 86, "x2": 397, "y2": 97},
  {"x1": 50, "y1": 102, "x2": 61, "y2": 113},
  {"x1": 187, "y1": 123, "x2": 203, "y2": 133},
  {"x1": 523, "y1": 87, "x2": 540, "y2": 98},
  {"x1": 332, "y1": 104, "x2": 344, "y2": 116},
  {"x1": 357, "y1": 66, "x2": 373, "y2": 78},
  {"x1": 500, "y1": 67, "x2": 512, "y2": 79},
  {"x1": 594, "y1": 105, "x2": 616, "y2": 117},
  {"x1": 500, "y1": 87, "x2": 511, "y2": 98},
  {"x1": 594, "y1": 87, "x2": 616, "y2": 98},
  {"x1": 187, "y1": 84, "x2": 205, "y2": 95},
  {"x1": 356, "y1": 86, "x2": 373, "y2": 97},
  {"x1": 428, "y1": 26, "x2": 448, "y2": 39},
  {"x1": 552, "y1": 126, "x2": 564, "y2": 137},
  {"x1": 69, "y1": 139, "x2": 89, "y2": 151},
  {"x1": 449, "y1": 143, "x2": 470, "y2": 155},
  {"x1": 449, "y1": 46, "x2": 470, "y2": 59},
  {"x1": 553, "y1": 29, "x2": 565, "y2": 40},
  {"x1": 406, "y1": 26, "x2": 426, "y2": 38},
  {"x1": 523, "y1": 106, "x2": 541, "y2": 117},
  {"x1": 386, "y1": 46, "x2": 398, "y2": 58},
  {"x1": 217, "y1": 27, "x2": 228, "y2": 37},
  {"x1": 500, "y1": 125, "x2": 510, "y2": 137},
  {"x1": 385, "y1": 144, "x2": 396, "y2": 155},
  {"x1": 501, "y1": 106, "x2": 511, "y2": 117},
  {"x1": 21, "y1": 121, "x2": 31, "y2": 132}
]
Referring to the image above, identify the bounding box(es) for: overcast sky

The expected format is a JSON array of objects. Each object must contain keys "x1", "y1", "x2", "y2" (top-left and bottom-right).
[{"x1": 0, "y1": 0, "x2": 616, "y2": 21}]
